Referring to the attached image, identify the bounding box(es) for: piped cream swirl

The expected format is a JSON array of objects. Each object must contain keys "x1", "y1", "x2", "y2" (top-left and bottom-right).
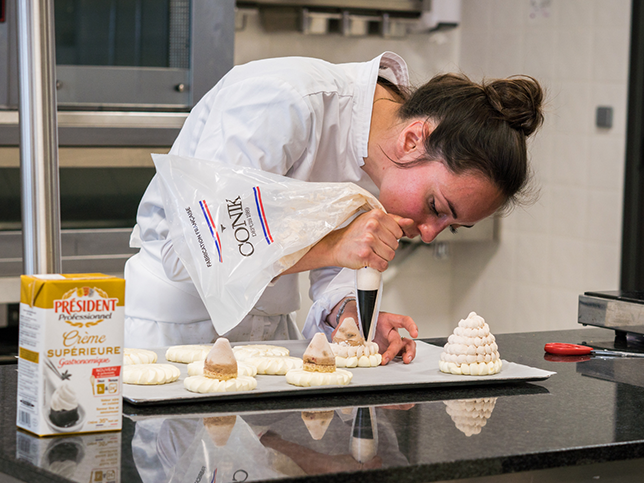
[{"x1": 50, "y1": 383, "x2": 78, "y2": 411}]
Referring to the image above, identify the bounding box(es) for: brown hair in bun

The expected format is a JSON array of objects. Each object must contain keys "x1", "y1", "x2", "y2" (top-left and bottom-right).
[{"x1": 395, "y1": 73, "x2": 545, "y2": 211}]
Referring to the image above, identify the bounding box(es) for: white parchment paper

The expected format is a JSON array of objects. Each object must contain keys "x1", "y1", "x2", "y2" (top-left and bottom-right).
[{"x1": 123, "y1": 340, "x2": 555, "y2": 405}]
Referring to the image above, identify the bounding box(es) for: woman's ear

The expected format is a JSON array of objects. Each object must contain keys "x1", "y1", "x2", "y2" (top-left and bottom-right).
[{"x1": 398, "y1": 120, "x2": 432, "y2": 159}]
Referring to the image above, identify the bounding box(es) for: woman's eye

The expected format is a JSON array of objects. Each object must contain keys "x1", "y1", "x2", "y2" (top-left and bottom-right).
[
  {"x1": 449, "y1": 226, "x2": 459, "y2": 234},
  {"x1": 430, "y1": 200, "x2": 439, "y2": 216}
]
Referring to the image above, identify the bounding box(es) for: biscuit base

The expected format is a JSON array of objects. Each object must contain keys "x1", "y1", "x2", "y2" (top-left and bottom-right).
[
  {"x1": 204, "y1": 360, "x2": 238, "y2": 380},
  {"x1": 303, "y1": 362, "x2": 336, "y2": 373},
  {"x1": 187, "y1": 360, "x2": 257, "y2": 378}
]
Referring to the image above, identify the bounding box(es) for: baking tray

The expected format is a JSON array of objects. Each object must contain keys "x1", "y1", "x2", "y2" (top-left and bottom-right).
[{"x1": 123, "y1": 340, "x2": 555, "y2": 406}]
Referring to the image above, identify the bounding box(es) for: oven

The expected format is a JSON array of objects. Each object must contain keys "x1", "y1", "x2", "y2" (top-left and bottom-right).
[{"x1": 0, "y1": 0, "x2": 235, "y2": 359}]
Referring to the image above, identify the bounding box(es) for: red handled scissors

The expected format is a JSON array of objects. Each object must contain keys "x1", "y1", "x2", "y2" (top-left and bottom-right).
[{"x1": 544, "y1": 343, "x2": 644, "y2": 358}]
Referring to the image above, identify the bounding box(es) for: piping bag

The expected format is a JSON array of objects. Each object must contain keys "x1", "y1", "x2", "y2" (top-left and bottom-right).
[
  {"x1": 350, "y1": 406, "x2": 378, "y2": 463},
  {"x1": 355, "y1": 267, "x2": 383, "y2": 342}
]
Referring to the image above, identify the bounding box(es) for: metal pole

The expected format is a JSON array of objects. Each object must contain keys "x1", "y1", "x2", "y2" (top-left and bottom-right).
[{"x1": 17, "y1": 0, "x2": 62, "y2": 275}]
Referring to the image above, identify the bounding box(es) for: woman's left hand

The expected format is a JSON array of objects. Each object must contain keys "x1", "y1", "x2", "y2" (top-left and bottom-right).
[{"x1": 374, "y1": 312, "x2": 418, "y2": 365}]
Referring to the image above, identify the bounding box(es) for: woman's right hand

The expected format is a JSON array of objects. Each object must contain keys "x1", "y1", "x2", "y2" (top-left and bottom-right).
[
  {"x1": 323, "y1": 210, "x2": 413, "y2": 272},
  {"x1": 281, "y1": 210, "x2": 414, "y2": 275}
]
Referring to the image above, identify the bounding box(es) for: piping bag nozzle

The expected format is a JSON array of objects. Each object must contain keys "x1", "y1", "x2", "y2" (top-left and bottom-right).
[{"x1": 356, "y1": 267, "x2": 382, "y2": 343}]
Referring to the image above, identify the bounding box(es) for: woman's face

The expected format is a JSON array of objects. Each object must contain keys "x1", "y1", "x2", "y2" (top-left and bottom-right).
[{"x1": 377, "y1": 161, "x2": 504, "y2": 243}]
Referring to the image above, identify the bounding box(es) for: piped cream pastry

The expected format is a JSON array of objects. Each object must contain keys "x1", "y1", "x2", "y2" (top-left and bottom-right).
[
  {"x1": 165, "y1": 344, "x2": 212, "y2": 363},
  {"x1": 301, "y1": 410, "x2": 334, "y2": 440},
  {"x1": 439, "y1": 312, "x2": 502, "y2": 376},
  {"x1": 187, "y1": 359, "x2": 258, "y2": 377},
  {"x1": 124, "y1": 348, "x2": 158, "y2": 365},
  {"x1": 285, "y1": 333, "x2": 352, "y2": 387},
  {"x1": 244, "y1": 356, "x2": 303, "y2": 375},
  {"x1": 184, "y1": 338, "x2": 257, "y2": 393},
  {"x1": 330, "y1": 317, "x2": 382, "y2": 368},
  {"x1": 232, "y1": 344, "x2": 289, "y2": 361},
  {"x1": 204, "y1": 415, "x2": 237, "y2": 447},
  {"x1": 444, "y1": 398, "x2": 497, "y2": 436},
  {"x1": 123, "y1": 364, "x2": 181, "y2": 385}
]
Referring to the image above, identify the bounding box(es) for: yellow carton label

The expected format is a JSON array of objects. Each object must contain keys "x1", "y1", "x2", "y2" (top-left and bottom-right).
[{"x1": 16, "y1": 273, "x2": 124, "y2": 436}]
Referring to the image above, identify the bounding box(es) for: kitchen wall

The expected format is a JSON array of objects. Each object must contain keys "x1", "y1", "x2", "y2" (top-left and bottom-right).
[
  {"x1": 234, "y1": 0, "x2": 631, "y2": 337},
  {"x1": 452, "y1": 0, "x2": 631, "y2": 334}
]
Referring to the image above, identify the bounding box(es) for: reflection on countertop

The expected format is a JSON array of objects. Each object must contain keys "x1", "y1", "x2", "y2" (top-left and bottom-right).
[{"x1": 2, "y1": 328, "x2": 644, "y2": 482}]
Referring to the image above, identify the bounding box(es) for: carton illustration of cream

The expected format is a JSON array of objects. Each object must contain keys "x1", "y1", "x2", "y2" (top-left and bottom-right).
[{"x1": 17, "y1": 273, "x2": 124, "y2": 436}]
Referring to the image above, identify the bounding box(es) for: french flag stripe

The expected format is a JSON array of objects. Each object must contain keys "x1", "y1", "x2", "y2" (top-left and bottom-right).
[
  {"x1": 253, "y1": 186, "x2": 273, "y2": 244},
  {"x1": 199, "y1": 200, "x2": 223, "y2": 263}
]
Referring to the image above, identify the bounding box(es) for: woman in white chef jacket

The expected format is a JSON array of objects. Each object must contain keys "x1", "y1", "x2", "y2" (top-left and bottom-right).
[{"x1": 124, "y1": 52, "x2": 544, "y2": 363}]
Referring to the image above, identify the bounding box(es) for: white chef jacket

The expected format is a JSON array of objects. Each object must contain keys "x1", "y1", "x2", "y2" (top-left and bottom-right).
[{"x1": 124, "y1": 52, "x2": 409, "y2": 348}]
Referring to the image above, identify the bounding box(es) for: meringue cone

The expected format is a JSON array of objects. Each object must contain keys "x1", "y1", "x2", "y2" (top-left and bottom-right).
[
  {"x1": 204, "y1": 338, "x2": 238, "y2": 380},
  {"x1": 303, "y1": 333, "x2": 336, "y2": 373},
  {"x1": 439, "y1": 312, "x2": 502, "y2": 376},
  {"x1": 444, "y1": 398, "x2": 497, "y2": 437},
  {"x1": 204, "y1": 415, "x2": 237, "y2": 446},
  {"x1": 333, "y1": 317, "x2": 365, "y2": 346},
  {"x1": 301, "y1": 410, "x2": 334, "y2": 440}
]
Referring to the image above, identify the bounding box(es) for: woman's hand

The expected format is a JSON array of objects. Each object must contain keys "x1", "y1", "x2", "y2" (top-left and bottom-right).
[
  {"x1": 324, "y1": 210, "x2": 407, "y2": 272},
  {"x1": 281, "y1": 210, "x2": 414, "y2": 275},
  {"x1": 374, "y1": 312, "x2": 418, "y2": 365},
  {"x1": 327, "y1": 300, "x2": 417, "y2": 365}
]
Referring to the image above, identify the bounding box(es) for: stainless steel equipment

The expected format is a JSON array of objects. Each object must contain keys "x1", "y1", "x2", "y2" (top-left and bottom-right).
[
  {"x1": 17, "y1": 0, "x2": 62, "y2": 275},
  {"x1": 0, "y1": 0, "x2": 234, "y2": 146},
  {"x1": 0, "y1": 0, "x2": 235, "y2": 272},
  {"x1": 237, "y1": 0, "x2": 460, "y2": 37},
  {"x1": 0, "y1": 0, "x2": 235, "y2": 357},
  {"x1": 578, "y1": 291, "x2": 644, "y2": 337}
]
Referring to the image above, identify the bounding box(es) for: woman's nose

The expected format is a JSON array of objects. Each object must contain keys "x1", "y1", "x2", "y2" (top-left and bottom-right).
[{"x1": 418, "y1": 220, "x2": 449, "y2": 243}]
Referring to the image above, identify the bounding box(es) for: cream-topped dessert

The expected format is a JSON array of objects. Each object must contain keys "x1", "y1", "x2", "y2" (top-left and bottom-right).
[
  {"x1": 124, "y1": 348, "x2": 158, "y2": 365},
  {"x1": 49, "y1": 383, "x2": 80, "y2": 428},
  {"x1": 243, "y1": 356, "x2": 303, "y2": 375},
  {"x1": 165, "y1": 344, "x2": 212, "y2": 363},
  {"x1": 439, "y1": 312, "x2": 502, "y2": 376},
  {"x1": 330, "y1": 317, "x2": 381, "y2": 368},
  {"x1": 204, "y1": 338, "x2": 238, "y2": 380},
  {"x1": 303, "y1": 333, "x2": 336, "y2": 372},
  {"x1": 232, "y1": 344, "x2": 289, "y2": 361},
  {"x1": 184, "y1": 338, "x2": 257, "y2": 393},
  {"x1": 444, "y1": 397, "x2": 497, "y2": 436},
  {"x1": 123, "y1": 364, "x2": 181, "y2": 385},
  {"x1": 285, "y1": 333, "x2": 352, "y2": 387}
]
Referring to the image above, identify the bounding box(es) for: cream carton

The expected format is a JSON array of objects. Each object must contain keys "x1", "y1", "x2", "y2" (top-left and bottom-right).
[{"x1": 17, "y1": 273, "x2": 124, "y2": 436}]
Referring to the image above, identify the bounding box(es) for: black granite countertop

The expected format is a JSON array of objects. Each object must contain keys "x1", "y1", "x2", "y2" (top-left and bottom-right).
[{"x1": 2, "y1": 328, "x2": 644, "y2": 483}]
